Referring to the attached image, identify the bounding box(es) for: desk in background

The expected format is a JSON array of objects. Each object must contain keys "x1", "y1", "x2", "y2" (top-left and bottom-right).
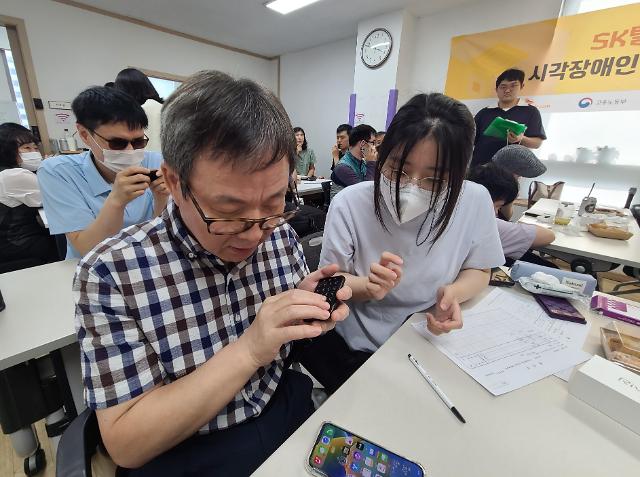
[
  {"x1": 253, "y1": 286, "x2": 640, "y2": 476},
  {"x1": 297, "y1": 179, "x2": 331, "y2": 197},
  {"x1": 520, "y1": 198, "x2": 640, "y2": 272}
]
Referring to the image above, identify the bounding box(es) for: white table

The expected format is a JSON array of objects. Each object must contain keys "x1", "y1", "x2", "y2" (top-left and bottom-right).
[
  {"x1": 0, "y1": 260, "x2": 78, "y2": 371},
  {"x1": 297, "y1": 179, "x2": 331, "y2": 197},
  {"x1": 520, "y1": 198, "x2": 640, "y2": 270},
  {"x1": 253, "y1": 286, "x2": 640, "y2": 476},
  {"x1": 0, "y1": 259, "x2": 84, "y2": 413}
]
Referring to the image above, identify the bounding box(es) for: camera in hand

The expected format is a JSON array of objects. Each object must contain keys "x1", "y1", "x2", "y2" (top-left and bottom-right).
[
  {"x1": 314, "y1": 276, "x2": 345, "y2": 313},
  {"x1": 146, "y1": 169, "x2": 160, "y2": 182}
]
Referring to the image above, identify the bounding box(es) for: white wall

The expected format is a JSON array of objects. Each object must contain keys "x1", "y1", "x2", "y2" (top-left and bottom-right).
[
  {"x1": 279, "y1": 0, "x2": 564, "y2": 177},
  {"x1": 280, "y1": 37, "x2": 356, "y2": 178},
  {"x1": 1, "y1": 0, "x2": 278, "y2": 141},
  {"x1": 409, "y1": 0, "x2": 563, "y2": 96},
  {"x1": 352, "y1": 10, "x2": 406, "y2": 131},
  {"x1": 0, "y1": 27, "x2": 12, "y2": 102}
]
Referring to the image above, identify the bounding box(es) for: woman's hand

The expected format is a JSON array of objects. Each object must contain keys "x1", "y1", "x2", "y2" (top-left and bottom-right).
[{"x1": 426, "y1": 285, "x2": 463, "y2": 336}]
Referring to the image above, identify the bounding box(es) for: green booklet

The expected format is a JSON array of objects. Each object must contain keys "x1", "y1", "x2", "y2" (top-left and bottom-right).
[{"x1": 483, "y1": 116, "x2": 527, "y2": 140}]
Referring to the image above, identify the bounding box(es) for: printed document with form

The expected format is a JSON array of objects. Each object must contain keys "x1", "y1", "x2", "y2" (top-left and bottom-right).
[{"x1": 412, "y1": 289, "x2": 591, "y2": 395}]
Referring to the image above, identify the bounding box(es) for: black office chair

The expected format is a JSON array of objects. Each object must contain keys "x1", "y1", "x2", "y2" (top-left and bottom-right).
[
  {"x1": 56, "y1": 408, "x2": 102, "y2": 477},
  {"x1": 321, "y1": 181, "x2": 332, "y2": 211},
  {"x1": 54, "y1": 234, "x2": 68, "y2": 261},
  {"x1": 299, "y1": 232, "x2": 323, "y2": 272}
]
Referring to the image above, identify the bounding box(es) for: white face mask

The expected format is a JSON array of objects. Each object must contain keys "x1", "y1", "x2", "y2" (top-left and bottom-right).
[
  {"x1": 381, "y1": 178, "x2": 439, "y2": 225},
  {"x1": 20, "y1": 151, "x2": 43, "y2": 171},
  {"x1": 89, "y1": 134, "x2": 145, "y2": 173}
]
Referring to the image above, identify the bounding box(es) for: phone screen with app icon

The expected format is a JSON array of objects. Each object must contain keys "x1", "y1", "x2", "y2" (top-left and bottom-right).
[{"x1": 308, "y1": 422, "x2": 424, "y2": 477}]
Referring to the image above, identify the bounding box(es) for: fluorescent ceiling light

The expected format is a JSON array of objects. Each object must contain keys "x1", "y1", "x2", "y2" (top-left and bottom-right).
[{"x1": 265, "y1": 0, "x2": 322, "y2": 15}]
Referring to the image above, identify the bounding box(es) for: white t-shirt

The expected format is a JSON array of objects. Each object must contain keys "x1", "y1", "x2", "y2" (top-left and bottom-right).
[
  {"x1": 496, "y1": 219, "x2": 537, "y2": 259},
  {"x1": 142, "y1": 99, "x2": 163, "y2": 153},
  {"x1": 0, "y1": 168, "x2": 42, "y2": 208},
  {"x1": 320, "y1": 181, "x2": 504, "y2": 352}
]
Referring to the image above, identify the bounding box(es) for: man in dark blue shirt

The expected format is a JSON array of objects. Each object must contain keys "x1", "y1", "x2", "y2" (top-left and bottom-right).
[{"x1": 471, "y1": 68, "x2": 547, "y2": 167}]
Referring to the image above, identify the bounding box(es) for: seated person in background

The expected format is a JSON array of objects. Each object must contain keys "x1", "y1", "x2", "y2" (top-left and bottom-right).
[
  {"x1": 492, "y1": 144, "x2": 546, "y2": 180},
  {"x1": 38, "y1": 86, "x2": 169, "y2": 258},
  {"x1": 467, "y1": 162, "x2": 555, "y2": 266},
  {"x1": 293, "y1": 126, "x2": 316, "y2": 176},
  {"x1": 330, "y1": 124, "x2": 377, "y2": 192},
  {"x1": 375, "y1": 130, "x2": 385, "y2": 148},
  {"x1": 491, "y1": 144, "x2": 547, "y2": 221},
  {"x1": 285, "y1": 171, "x2": 326, "y2": 237},
  {"x1": 74, "y1": 71, "x2": 351, "y2": 476},
  {"x1": 300, "y1": 93, "x2": 504, "y2": 394},
  {"x1": 471, "y1": 68, "x2": 546, "y2": 167},
  {"x1": 331, "y1": 123, "x2": 352, "y2": 170},
  {"x1": 0, "y1": 123, "x2": 59, "y2": 266}
]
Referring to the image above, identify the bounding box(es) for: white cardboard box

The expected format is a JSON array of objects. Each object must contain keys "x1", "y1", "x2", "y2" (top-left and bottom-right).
[{"x1": 569, "y1": 355, "x2": 640, "y2": 435}]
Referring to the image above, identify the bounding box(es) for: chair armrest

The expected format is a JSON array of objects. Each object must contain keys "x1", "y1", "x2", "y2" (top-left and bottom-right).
[{"x1": 56, "y1": 408, "x2": 99, "y2": 477}]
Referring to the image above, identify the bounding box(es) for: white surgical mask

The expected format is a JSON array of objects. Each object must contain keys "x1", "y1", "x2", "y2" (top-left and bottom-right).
[
  {"x1": 89, "y1": 134, "x2": 145, "y2": 173},
  {"x1": 102, "y1": 148, "x2": 145, "y2": 173},
  {"x1": 20, "y1": 151, "x2": 43, "y2": 171},
  {"x1": 381, "y1": 178, "x2": 439, "y2": 225}
]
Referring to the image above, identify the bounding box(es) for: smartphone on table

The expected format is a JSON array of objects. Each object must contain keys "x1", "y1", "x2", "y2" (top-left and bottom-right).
[
  {"x1": 533, "y1": 294, "x2": 586, "y2": 324},
  {"x1": 489, "y1": 268, "x2": 515, "y2": 287},
  {"x1": 307, "y1": 421, "x2": 425, "y2": 477}
]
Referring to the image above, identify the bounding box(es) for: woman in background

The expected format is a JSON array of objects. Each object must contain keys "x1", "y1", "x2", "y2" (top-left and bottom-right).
[
  {"x1": 0, "y1": 123, "x2": 58, "y2": 269},
  {"x1": 293, "y1": 127, "x2": 316, "y2": 176},
  {"x1": 115, "y1": 68, "x2": 164, "y2": 152}
]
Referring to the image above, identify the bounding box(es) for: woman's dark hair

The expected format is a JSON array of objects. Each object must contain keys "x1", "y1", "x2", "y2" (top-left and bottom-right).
[
  {"x1": 293, "y1": 126, "x2": 308, "y2": 151},
  {"x1": 374, "y1": 93, "x2": 475, "y2": 245},
  {"x1": 114, "y1": 68, "x2": 163, "y2": 105},
  {"x1": 0, "y1": 123, "x2": 38, "y2": 169},
  {"x1": 72, "y1": 86, "x2": 148, "y2": 131},
  {"x1": 467, "y1": 163, "x2": 519, "y2": 206}
]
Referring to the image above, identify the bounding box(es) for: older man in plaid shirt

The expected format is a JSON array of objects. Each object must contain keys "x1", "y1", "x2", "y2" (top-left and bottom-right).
[{"x1": 73, "y1": 71, "x2": 351, "y2": 476}]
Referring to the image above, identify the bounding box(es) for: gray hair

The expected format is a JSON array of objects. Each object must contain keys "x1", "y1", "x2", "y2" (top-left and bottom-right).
[{"x1": 160, "y1": 70, "x2": 295, "y2": 194}]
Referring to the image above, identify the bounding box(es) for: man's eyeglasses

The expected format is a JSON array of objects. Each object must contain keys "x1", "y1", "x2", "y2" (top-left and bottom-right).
[
  {"x1": 188, "y1": 189, "x2": 299, "y2": 235},
  {"x1": 91, "y1": 130, "x2": 149, "y2": 150},
  {"x1": 383, "y1": 169, "x2": 447, "y2": 190}
]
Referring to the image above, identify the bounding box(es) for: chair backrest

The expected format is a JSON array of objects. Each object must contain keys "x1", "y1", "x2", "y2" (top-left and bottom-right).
[
  {"x1": 631, "y1": 204, "x2": 640, "y2": 227},
  {"x1": 54, "y1": 234, "x2": 68, "y2": 260},
  {"x1": 321, "y1": 181, "x2": 332, "y2": 210},
  {"x1": 299, "y1": 232, "x2": 323, "y2": 272},
  {"x1": 330, "y1": 183, "x2": 344, "y2": 201},
  {"x1": 624, "y1": 187, "x2": 637, "y2": 209}
]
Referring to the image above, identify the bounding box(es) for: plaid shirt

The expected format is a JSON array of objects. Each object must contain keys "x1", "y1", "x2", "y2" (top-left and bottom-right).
[{"x1": 73, "y1": 199, "x2": 308, "y2": 432}]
